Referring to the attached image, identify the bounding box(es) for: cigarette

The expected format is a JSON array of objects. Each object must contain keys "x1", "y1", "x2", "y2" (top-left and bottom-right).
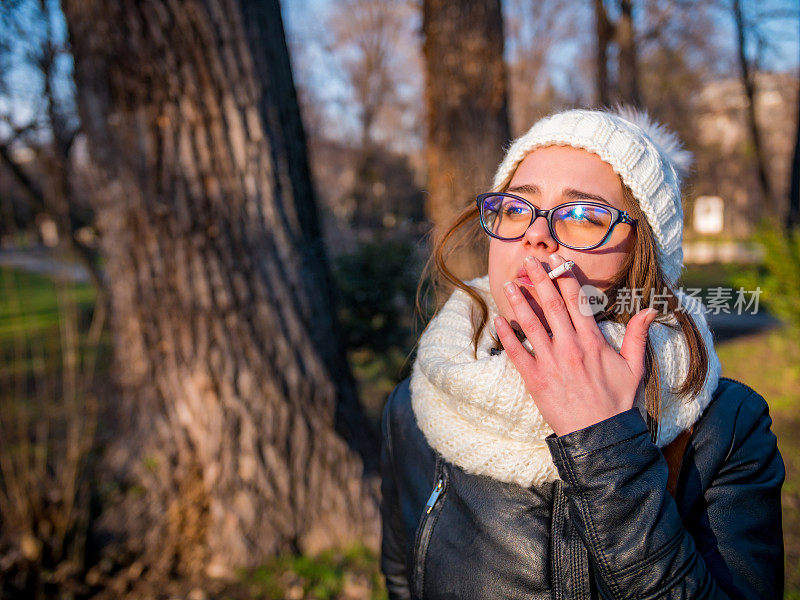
[{"x1": 548, "y1": 260, "x2": 575, "y2": 279}]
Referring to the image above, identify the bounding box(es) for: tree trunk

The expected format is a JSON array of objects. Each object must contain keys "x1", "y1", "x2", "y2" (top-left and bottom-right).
[
  {"x1": 61, "y1": 0, "x2": 379, "y2": 581},
  {"x1": 423, "y1": 0, "x2": 511, "y2": 282},
  {"x1": 733, "y1": 0, "x2": 778, "y2": 219},
  {"x1": 617, "y1": 0, "x2": 641, "y2": 107},
  {"x1": 594, "y1": 0, "x2": 614, "y2": 107}
]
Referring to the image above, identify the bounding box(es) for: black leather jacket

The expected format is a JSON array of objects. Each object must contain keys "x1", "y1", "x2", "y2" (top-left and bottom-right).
[{"x1": 379, "y1": 376, "x2": 785, "y2": 599}]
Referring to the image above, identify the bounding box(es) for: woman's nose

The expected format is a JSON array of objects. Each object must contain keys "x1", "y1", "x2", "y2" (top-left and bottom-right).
[{"x1": 523, "y1": 214, "x2": 559, "y2": 250}]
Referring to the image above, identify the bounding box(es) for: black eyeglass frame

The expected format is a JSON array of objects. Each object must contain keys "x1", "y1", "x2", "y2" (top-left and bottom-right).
[{"x1": 476, "y1": 192, "x2": 638, "y2": 250}]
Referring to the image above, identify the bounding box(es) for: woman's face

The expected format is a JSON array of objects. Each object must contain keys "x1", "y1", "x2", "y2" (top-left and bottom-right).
[{"x1": 488, "y1": 145, "x2": 636, "y2": 335}]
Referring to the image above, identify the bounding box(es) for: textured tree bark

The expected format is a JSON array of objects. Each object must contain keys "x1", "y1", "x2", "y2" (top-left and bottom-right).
[
  {"x1": 422, "y1": 0, "x2": 511, "y2": 282},
  {"x1": 60, "y1": 0, "x2": 379, "y2": 580}
]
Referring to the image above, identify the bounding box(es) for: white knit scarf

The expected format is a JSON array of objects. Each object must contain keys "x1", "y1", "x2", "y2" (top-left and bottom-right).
[{"x1": 410, "y1": 274, "x2": 721, "y2": 488}]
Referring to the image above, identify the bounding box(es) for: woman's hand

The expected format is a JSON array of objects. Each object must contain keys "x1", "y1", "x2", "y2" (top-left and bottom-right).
[{"x1": 495, "y1": 253, "x2": 658, "y2": 437}]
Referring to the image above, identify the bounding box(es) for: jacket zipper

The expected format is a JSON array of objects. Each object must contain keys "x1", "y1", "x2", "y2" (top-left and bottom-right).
[
  {"x1": 412, "y1": 456, "x2": 448, "y2": 599},
  {"x1": 424, "y1": 478, "x2": 444, "y2": 514}
]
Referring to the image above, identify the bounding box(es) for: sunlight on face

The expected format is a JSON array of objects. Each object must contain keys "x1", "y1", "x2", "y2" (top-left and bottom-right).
[{"x1": 487, "y1": 145, "x2": 636, "y2": 334}]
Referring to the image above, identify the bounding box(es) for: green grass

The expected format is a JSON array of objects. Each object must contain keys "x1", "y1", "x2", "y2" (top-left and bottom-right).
[
  {"x1": 237, "y1": 544, "x2": 387, "y2": 600},
  {"x1": 717, "y1": 327, "x2": 800, "y2": 412},
  {"x1": 0, "y1": 266, "x2": 95, "y2": 334},
  {"x1": 678, "y1": 262, "x2": 740, "y2": 291},
  {"x1": 0, "y1": 265, "x2": 109, "y2": 378}
]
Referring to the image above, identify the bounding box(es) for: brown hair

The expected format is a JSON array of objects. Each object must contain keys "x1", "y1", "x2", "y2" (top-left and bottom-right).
[{"x1": 413, "y1": 170, "x2": 709, "y2": 443}]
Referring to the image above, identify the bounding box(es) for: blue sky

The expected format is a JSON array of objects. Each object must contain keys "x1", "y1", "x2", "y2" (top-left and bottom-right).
[
  {"x1": 1, "y1": 0, "x2": 797, "y2": 141},
  {"x1": 282, "y1": 0, "x2": 799, "y2": 72},
  {"x1": 280, "y1": 0, "x2": 798, "y2": 144}
]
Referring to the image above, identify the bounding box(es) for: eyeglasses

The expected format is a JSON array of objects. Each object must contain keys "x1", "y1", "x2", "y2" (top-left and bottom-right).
[{"x1": 476, "y1": 192, "x2": 637, "y2": 250}]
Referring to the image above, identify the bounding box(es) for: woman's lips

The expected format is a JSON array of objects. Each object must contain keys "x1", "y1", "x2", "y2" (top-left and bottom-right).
[{"x1": 515, "y1": 263, "x2": 551, "y2": 286}]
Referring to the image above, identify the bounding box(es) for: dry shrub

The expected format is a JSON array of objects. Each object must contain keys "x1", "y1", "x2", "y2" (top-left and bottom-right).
[{"x1": 0, "y1": 266, "x2": 104, "y2": 598}]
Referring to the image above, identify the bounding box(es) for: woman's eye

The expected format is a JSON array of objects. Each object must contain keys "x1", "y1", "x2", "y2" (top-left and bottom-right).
[
  {"x1": 503, "y1": 205, "x2": 527, "y2": 216},
  {"x1": 567, "y1": 207, "x2": 601, "y2": 225}
]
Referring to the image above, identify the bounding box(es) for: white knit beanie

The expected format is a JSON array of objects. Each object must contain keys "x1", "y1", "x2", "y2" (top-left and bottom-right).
[{"x1": 491, "y1": 107, "x2": 693, "y2": 286}]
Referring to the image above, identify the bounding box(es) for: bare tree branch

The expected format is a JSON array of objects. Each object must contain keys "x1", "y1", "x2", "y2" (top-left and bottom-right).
[
  {"x1": 0, "y1": 141, "x2": 46, "y2": 211},
  {"x1": 733, "y1": 0, "x2": 779, "y2": 219}
]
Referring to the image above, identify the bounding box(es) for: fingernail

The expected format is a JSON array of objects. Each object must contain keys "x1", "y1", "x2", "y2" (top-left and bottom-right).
[
  {"x1": 503, "y1": 281, "x2": 517, "y2": 296},
  {"x1": 548, "y1": 252, "x2": 562, "y2": 264},
  {"x1": 524, "y1": 256, "x2": 537, "y2": 267}
]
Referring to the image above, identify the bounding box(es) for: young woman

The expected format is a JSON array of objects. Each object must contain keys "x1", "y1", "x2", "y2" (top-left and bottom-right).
[{"x1": 379, "y1": 108, "x2": 784, "y2": 599}]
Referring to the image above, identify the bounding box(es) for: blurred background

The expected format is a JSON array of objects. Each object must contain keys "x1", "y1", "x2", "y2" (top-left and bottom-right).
[{"x1": 0, "y1": 0, "x2": 798, "y2": 598}]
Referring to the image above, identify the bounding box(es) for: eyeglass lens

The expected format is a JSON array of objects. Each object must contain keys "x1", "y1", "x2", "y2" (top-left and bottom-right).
[{"x1": 481, "y1": 194, "x2": 613, "y2": 248}]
